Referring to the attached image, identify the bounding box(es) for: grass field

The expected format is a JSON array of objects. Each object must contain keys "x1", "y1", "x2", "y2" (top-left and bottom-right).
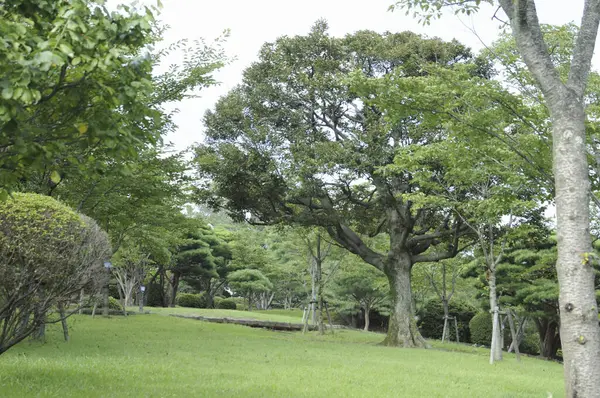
[{"x1": 0, "y1": 311, "x2": 564, "y2": 397}]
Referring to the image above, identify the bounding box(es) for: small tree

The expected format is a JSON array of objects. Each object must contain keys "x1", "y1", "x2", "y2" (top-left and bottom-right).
[
  {"x1": 228, "y1": 269, "x2": 273, "y2": 311},
  {"x1": 333, "y1": 261, "x2": 388, "y2": 331},
  {"x1": 0, "y1": 193, "x2": 110, "y2": 355},
  {"x1": 425, "y1": 258, "x2": 463, "y2": 342}
]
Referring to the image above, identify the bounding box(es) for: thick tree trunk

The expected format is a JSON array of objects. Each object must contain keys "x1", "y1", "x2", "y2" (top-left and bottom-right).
[
  {"x1": 383, "y1": 255, "x2": 427, "y2": 347},
  {"x1": 551, "y1": 103, "x2": 600, "y2": 394},
  {"x1": 488, "y1": 272, "x2": 502, "y2": 363},
  {"x1": 364, "y1": 306, "x2": 370, "y2": 332}
]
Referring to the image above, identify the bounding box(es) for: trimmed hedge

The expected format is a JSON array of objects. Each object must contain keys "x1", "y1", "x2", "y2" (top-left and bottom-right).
[
  {"x1": 216, "y1": 298, "x2": 237, "y2": 310},
  {"x1": 418, "y1": 299, "x2": 478, "y2": 343},
  {"x1": 176, "y1": 293, "x2": 206, "y2": 308},
  {"x1": 469, "y1": 312, "x2": 493, "y2": 346}
]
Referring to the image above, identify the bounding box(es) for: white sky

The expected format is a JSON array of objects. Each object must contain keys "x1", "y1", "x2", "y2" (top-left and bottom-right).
[{"x1": 132, "y1": 0, "x2": 590, "y2": 151}]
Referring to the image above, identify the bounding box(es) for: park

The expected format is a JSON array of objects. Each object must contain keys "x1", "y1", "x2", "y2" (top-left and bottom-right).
[{"x1": 0, "y1": 0, "x2": 599, "y2": 397}]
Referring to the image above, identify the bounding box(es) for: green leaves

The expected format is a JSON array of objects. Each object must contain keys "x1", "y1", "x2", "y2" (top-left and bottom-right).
[{"x1": 0, "y1": 0, "x2": 226, "y2": 199}]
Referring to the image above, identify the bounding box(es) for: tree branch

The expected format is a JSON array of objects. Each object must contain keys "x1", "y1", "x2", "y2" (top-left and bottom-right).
[
  {"x1": 567, "y1": 0, "x2": 600, "y2": 97},
  {"x1": 498, "y1": 0, "x2": 564, "y2": 103}
]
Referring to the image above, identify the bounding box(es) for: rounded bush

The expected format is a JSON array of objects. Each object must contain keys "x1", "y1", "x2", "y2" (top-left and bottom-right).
[
  {"x1": 418, "y1": 299, "x2": 478, "y2": 342},
  {"x1": 469, "y1": 312, "x2": 493, "y2": 346},
  {"x1": 176, "y1": 293, "x2": 206, "y2": 308},
  {"x1": 216, "y1": 298, "x2": 237, "y2": 310},
  {"x1": 109, "y1": 297, "x2": 123, "y2": 311},
  {"x1": 213, "y1": 296, "x2": 223, "y2": 308}
]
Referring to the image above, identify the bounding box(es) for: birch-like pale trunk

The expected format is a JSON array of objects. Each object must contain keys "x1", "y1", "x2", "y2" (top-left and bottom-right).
[
  {"x1": 496, "y1": 1, "x2": 600, "y2": 395},
  {"x1": 488, "y1": 273, "x2": 502, "y2": 363}
]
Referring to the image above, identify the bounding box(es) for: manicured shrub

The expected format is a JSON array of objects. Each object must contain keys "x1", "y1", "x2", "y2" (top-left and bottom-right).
[
  {"x1": 213, "y1": 296, "x2": 223, "y2": 308},
  {"x1": 0, "y1": 193, "x2": 110, "y2": 355},
  {"x1": 109, "y1": 297, "x2": 123, "y2": 311},
  {"x1": 176, "y1": 293, "x2": 206, "y2": 308},
  {"x1": 216, "y1": 298, "x2": 237, "y2": 310},
  {"x1": 418, "y1": 298, "x2": 478, "y2": 343},
  {"x1": 469, "y1": 312, "x2": 493, "y2": 346}
]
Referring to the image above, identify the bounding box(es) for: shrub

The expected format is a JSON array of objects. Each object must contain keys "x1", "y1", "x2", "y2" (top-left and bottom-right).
[
  {"x1": 109, "y1": 297, "x2": 123, "y2": 311},
  {"x1": 418, "y1": 299, "x2": 478, "y2": 343},
  {"x1": 469, "y1": 312, "x2": 493, "y2": 346},
  {"x1": 0, "y1": 193, "x2": 110, "y2": 355},
  {"x1": 213, "y1": 296, "x2": 223, "y2": 308},
  {"x1": 146, "y1": 283, "x2": 165, "y2": 307},
  {"x1": 176, "y1": 293, "x2": 206, "y2": 308},
  {"x1": 520, "y1": 322, "x2": 540, "y2": 355},
  {"x1": 216, "y1": 299, "x2": 237, "y2": 310}
]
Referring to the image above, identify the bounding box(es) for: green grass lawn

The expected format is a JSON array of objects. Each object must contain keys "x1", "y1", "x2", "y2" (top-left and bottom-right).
[{"x1": 0, "y1": 312, "x2": 564, "y2": 397}]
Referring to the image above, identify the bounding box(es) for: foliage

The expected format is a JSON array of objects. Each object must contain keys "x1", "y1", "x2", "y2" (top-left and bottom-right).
[
  {"x1": 194, "y1": 22, "x2": 491, "y2": 345},
  {"x1": 146, "y1": 283, "x2": 165, "y2": 307},
  {"x1": 0, "y1": 1, "x2": 224, "y2": 196},
  {"x1": 0, "y1": 193, "x2": 110, "y2": 355},
  {"x1": 418, "y1": 298, "x2": 478, "y2": 343},
  {"x1": 330, "y1": 259, "x2": 388, "y2": 329},
  {"x1": 216, "y1": 298, "x2": 237, "y2": 310},
  {"x1": 108, "y1": 297, "x2": 123, "y2": 312},
  {"x1": 469, "y1": 312, "x2": 493, "y2": 346},
  {"x1": 0, "y1": 314, "x2": 565, "y2": 397},
  {"x1": 176, "y1": 293, "x2": 206, "y2": 309},
  {"x1": 228, "y1": 269, "x2": 273, "y2": 298}
]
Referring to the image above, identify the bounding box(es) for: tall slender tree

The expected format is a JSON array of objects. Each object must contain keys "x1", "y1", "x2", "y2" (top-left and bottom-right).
[{"x1": 394, "y1": 1, "x2": 600, "y2": 394}]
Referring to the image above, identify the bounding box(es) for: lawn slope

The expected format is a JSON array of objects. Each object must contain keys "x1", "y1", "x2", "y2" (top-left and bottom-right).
[{"x1": 0, "y1": 313, "x2": 564, "y2": 397}]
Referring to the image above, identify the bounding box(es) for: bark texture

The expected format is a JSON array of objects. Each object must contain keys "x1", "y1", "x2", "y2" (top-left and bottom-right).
[
  {"x1": 383, "y1": 256, "x2": 428, "y2": 347},
  {"x1": 497, "y1": 0, "x2": 600, "y2": 395},
  {"x1": 488, "y1": 274, "x2": 502, "y2": 363}
]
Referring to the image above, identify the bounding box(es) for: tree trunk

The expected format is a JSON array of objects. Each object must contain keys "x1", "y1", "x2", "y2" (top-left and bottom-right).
[
  {"x1": 364, "y1": 306, "x2": 370, "y2": 332},
  {"x1": 102, "y1": 283, "x2": 109, "y2": 317},
  {"x1": 78, "y1": 288, "x2": 84, "y2": 315},
  {"x1": 442, "y1": 299, "x2": 449, "y2": 342},
  {"x1": 316, "y1": 255, "x2": 325, "y2": 335},
  {"x1": 310, "y1": 258, "x2": 317, "y2": 325},
  {"x1": 138, "y1": 286, "x2": 144, "y2": 314},
  {"x1": 550, "y1": 102, "x2": 600, "y2": 394},
  {"x1": 116, "y1": 283, "x2": 128, "y2": 316},
  {"x1": 535, "y1": 318, "x2": 561, "y2": 359},
  {"x1": 206, "y1": 282, "x2": 215, "y2": 309},
  {"x1": 170, "y1": 272, "x2": 180, "y2": 307},
  {"x1": 58, "y1": 302, "x2": 69, "y2": 342},
  {"x1": 383, "y1": 255, "x2": 427, "y2": 347},
  {"x1": 488, "y1": 272, "x2": 502, "y2": 363}
]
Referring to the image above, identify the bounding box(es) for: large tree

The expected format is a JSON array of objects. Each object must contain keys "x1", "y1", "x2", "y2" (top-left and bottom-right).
[
  {"x1": 395, "y1": 1, "x2": 600, "y2": 394},
  {"x1": 194, "y1": 23, "x2": 485, "y2": 347}
]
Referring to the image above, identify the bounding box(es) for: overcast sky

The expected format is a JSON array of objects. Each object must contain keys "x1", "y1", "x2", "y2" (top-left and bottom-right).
[{"x1": 134, "y1": 0, "x2": 590, "y2": 151}]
